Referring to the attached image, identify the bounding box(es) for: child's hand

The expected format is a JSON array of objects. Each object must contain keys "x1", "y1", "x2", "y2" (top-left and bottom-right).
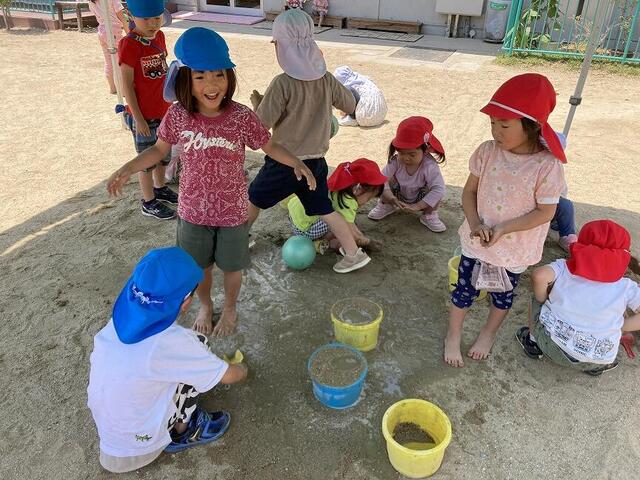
[
  {"x1": 250, "y1": 90, "x2": 263, "y2": 110},
  {"x1": 470, "y1": 222, "x2": 492, "y2": 245},
  {"x1": 400, "y1": 202, "x2": 423, "y2": 212},
  {"x1": 364, "y1": 238, "x2": 384, "y2": 252},
  {"x1": 134, "y1": 116, "x2": 151, "y2": 137},
  {"x1": 486, "y1": 224, "x2": 506, "y2": 247},
  {"x1": 106, "y1": 167, "x2": 132, "y2": 196},
  {"x1": 295, "y1": 163, "x2": 317, "y2": 190},
  {"x1": 381, "y1": 191, "x2": 402, "y2": 209}
]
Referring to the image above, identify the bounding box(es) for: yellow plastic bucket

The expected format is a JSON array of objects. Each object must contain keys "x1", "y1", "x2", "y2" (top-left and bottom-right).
[
  {"x1": 448, "y1": 255, "x2": 487, "y2": 301},
  {"x1": 331, "y1": 297, "x2": 383, "y2": 352},
  {"x1": 382, "y1": 399, "x2": 452, "y2": 478}
]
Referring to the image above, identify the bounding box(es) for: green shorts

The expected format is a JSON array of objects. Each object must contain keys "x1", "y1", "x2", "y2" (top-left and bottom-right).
[
  {"x1": 530, "y1": 298, "x2": 603, "y2": 371},
  {"x1": 176, "y1": 218, "x2": 250, "y2": 272}
]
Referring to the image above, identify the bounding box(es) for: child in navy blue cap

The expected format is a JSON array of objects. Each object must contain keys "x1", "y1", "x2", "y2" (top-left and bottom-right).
[
  {"x1": 118, "y1": 0, "x2": 177, "y2": 220},
  {"x1": 87, "y1": 247, "x2": 247, "y2": 473},
  {"x1": 107, "y1": 27, "x2": 314, "y2": 337}
]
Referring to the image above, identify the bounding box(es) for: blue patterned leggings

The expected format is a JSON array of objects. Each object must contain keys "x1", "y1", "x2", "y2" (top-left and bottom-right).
[{"x1": 451, "y1": 255, "x2": 521, "y2": 310}]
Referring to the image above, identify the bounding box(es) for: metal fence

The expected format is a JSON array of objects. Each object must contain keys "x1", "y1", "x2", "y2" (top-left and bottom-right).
[
  {"x1": 503, "y1": 0, "x2": 640, "y2": 63},
  {"x1": 10, "y1": 1, "x2": 56, "y2": 17}
]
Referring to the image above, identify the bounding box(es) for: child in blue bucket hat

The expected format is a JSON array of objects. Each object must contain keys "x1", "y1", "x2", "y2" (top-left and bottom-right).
[
  {"x1": 87, "y1": 247, "x2": 248, "y2": 473},
  {"x1": 107, "y1": 27, "x2": 313, "y2": 337},
  {"x1": 118, "y1": 0, "x2": 177, "y2": 221}
]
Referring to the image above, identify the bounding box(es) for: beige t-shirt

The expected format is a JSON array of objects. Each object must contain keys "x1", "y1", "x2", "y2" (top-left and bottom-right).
[{"x1": 256, "y1": 72, "x2": 356, "y2": 160}]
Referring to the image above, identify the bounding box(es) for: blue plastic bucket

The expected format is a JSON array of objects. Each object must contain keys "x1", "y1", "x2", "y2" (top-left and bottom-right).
[{"x1": 307, "y1": 343, "x2": 368, "y2": 409}]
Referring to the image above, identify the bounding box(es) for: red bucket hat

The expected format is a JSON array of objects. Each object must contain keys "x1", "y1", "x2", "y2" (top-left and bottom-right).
[
  {"x1": 327, "y1": 158, "x2": 387, "y2": 192},
  {"x1": 392, "y1": 116, "x2": 445, "y2": 156},
  {"x1": 480, "y1": 73, "x2": 566, "y2": 163},
  {"x1": 567, "y1": 220, "x2": 631, "y2": 283}
]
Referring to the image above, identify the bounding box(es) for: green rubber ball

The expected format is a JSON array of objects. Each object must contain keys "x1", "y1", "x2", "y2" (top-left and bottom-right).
[
  {"x1": 330, "y1": 114, "x2": 340, "y2": 139},
  {"x1": 282, "y1": 235, "x2": 316, "y2": 270}
]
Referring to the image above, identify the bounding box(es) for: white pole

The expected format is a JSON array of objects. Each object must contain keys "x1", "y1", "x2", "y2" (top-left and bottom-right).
[
  {"x1": 563, "y1": 0, "x2": 610, "y2": 137},
  {"x1": 101, "y1": 0, "x2": 126, "y2": 128}
]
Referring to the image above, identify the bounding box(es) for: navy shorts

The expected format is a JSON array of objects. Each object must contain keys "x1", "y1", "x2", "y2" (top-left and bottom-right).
[
  {"x1": 451, "y1": 255, "x2": 521, "y2": 310},
  {"x1": 124, "y1": 112, "x2": 170, "y2": 172},
  {"x1": 248, "y1": 156, "x2": 333, "y2": 216}
]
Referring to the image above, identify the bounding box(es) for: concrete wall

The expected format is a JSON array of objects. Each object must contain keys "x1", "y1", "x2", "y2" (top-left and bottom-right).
[
  {"x1": 262, "y1": 0, "x2": 489, "y2": 36},
  {"x1": 174, "y1": 1, "x2": 493, "y2": 37},
  {"x1": 175, "y1": 0, "x2": 199, "y2": 12}
]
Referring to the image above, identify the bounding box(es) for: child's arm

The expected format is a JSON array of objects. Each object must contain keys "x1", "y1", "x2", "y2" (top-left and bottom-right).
[
  {"x1": 220, "y1": 363, "x2": 248, "y2": 384},
  {"x1": 261, "y1": 139, "x2": 317, "y2": 190},
  {"x1": 120, "y1": 64, "x2": 151, "y2": 136},
  {"x1": 402, "y1": 163, "x2": 445, "y2": 212},
  {"x1": 531, "y1": 265, "x2": 556, "y2": 303},
  {"x1": 348, "y1": 222, "x2": 368, "y2": 245},
  {"x1": 487, "y1": 203, "x2": 556, "y2": 247},
  {"x1": 462, "y1": 173, "x2": 492, "y2": 244},
  {"x1": 106, "y1": 140, "x2": 172, "y2": 196},
  {"x1": 116, "y1": 9, "x2": 129, "y2": 32}
]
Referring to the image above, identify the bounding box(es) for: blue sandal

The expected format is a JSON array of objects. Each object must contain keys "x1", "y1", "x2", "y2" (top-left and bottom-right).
[{"x1": 165, "y1": 407, "x2": 231, "y2": 453}]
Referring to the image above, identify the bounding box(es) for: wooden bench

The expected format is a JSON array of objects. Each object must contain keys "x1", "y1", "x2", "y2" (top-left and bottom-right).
[
  {"x1": 55, "y1": 1, "x2": 90, "y2": 32},
  {"x1": 264, "y1": 9, "x2": 345, "y2": 28},
  {"x1": 346, "y1": 17, "x2": 422, "y2": 34}
]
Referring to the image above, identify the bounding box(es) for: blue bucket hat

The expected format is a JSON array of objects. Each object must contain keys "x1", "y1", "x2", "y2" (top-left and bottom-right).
[
  {"x1": 112, "y1": 247, "x2": 204, "y2": 344},
  {"x1": 127, "y1": 0, "x2": 164, "y2": 18},
  {"x1": 163, "y1": 27, "x2": 235, "y2": 102}
]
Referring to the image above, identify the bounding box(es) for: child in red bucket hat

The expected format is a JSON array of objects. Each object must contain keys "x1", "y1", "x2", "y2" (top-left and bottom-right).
[
  {"x1": 515, "y1": 220, "x2": 640, "y2": 375},
  {"x1": 287, "y1": 158, "x2": 386, "y2": 254},
  {"x1": 367, "y1": 116, "x2": 447, "y2": 233},
  {"x1": 445, "y1": 73, "x2": 567, "y2": 367}
]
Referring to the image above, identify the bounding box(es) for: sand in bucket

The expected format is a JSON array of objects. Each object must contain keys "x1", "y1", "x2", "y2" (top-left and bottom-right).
[
  {"x1": 393, "y1": 422, "x2": 436, "y2": 451},
  {"x1": 331, "y1": 298, "x2": 383, "y2": 351},
  {"x1": 309, "y1": 346, "x2": 365, "y2": 388}
]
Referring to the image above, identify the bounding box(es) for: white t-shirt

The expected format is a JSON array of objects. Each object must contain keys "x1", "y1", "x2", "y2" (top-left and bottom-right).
[
  {"x1": 540, "y1": 259, "x2": 640, "y2": 364},
  {"x1": 87, "y1": 321, "x2": 228, "y2": 458}
]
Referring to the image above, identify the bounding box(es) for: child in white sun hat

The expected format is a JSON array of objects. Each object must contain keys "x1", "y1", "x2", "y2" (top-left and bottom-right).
[{"x1": 248, "y1": 9, "x2": 370, "y2": 274}]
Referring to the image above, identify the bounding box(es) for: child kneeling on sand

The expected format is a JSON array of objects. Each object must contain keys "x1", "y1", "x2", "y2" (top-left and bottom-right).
[
  {"x1": 287, "y1": 158, "x2": 386, "y2": 253},
  {"x1": 516, "y1": 220, "x2": 640, "y2": 376},
  {"x1": 87, "y1": 247, "x2": 247, "y2": 473}
]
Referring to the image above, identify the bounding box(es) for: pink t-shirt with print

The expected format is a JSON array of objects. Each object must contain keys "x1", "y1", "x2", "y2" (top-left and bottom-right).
[
  {"x1": 458, "y1": 140, "x2": 565, "y2": 270},
  {"x1": 157, "y1": 101, "x2": 270, "y2": 227}
]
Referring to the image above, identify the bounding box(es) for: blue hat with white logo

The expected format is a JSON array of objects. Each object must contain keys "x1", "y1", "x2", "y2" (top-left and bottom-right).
[
  {"x1": 112, "y1": 247, "x2": 204, "y2": 344},
  {"x1": 164, "y1": 27, "x2": 236, "y2": 102},
  {"x1": 127, "y1": 0, "x2": 165, "y2": 18}
]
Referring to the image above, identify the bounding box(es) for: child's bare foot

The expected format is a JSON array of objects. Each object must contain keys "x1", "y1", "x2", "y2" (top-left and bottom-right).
[
  {"x1": 213, "y1": 307, "x2": 237, "y2": 338},
  {"x1": 468, "y1": 329, "x2": 497, "y2": 360},
  {"x1": 444, "y1": 334, "x2": 464, "y2": 367},
  {"x1": 193, "y1": 304, "x2": 214, "y2": 335}
]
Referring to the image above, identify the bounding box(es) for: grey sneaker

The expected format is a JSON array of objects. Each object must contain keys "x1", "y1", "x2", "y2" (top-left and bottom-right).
[{"x1": 333, "y1": 248, "x2": 371, "y2": 273}]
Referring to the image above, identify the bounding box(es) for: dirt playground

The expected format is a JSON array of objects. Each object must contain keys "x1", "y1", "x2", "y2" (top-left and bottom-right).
[{"x1": 1, "y1": 22, "x2": 640, "y2": 480}]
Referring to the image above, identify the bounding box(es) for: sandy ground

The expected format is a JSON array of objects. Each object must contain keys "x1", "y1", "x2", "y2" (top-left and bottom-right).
[{"x1": 1, "y1": 22, "x2": 640, "y2": 480}]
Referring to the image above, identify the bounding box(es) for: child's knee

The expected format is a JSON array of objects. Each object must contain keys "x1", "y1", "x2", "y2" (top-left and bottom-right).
[{"x1": 490, "y1": 290, "x2": 516, "y2": 310}]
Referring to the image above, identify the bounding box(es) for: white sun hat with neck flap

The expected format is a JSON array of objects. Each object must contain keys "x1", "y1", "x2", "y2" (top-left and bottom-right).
[{"x1": 272, "y1": 9, "x2": 327, "y2": 81}]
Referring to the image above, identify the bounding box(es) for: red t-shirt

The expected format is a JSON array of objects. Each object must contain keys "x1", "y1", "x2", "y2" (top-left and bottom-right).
[
  {"x1": 157, "y1": 101, "x2": 271, "y2": 227},
  {"x1": 118, "y1": 31, "x2": 171, "y2": 120}
]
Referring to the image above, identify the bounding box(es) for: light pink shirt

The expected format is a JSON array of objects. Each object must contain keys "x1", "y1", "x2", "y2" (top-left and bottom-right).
[
  {"x1": 158, "y1": 102, "x2": 271, "y2": 227},
  {"x1": 87, "y1": 0, "x2": 124, "y2": 36},
  {"x1": 382, "y1": 153, "x2": 446, "y2": 208},
  {"x1": 459, "y1": 140, "x2": 565, "y2": 270}
]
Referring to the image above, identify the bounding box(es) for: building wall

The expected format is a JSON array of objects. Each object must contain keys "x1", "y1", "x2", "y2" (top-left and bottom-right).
[{"x1": 181, "y1": 0, "x2": 491, "y2": 36}]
